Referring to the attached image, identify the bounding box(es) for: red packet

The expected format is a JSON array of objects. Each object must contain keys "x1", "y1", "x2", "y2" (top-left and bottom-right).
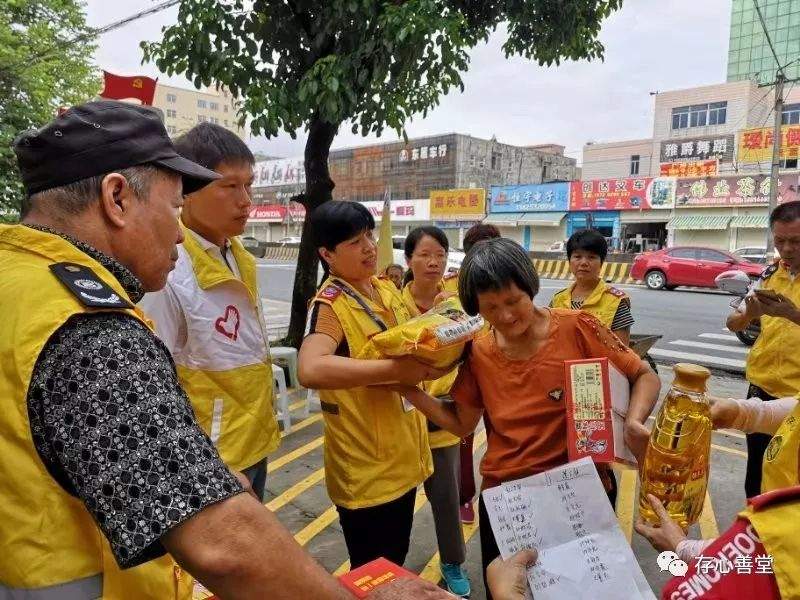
[
  {"x1": 565, "y1": 358, "x2": 630, "y2": 464},
  {"x1": 338, "y1": 558, "x2": 418, "y2": 598}
]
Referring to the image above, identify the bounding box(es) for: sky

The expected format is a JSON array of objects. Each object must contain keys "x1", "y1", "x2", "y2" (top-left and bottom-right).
[{"x1": 85, "y1": 0, "x2": 732, "y2": 163}]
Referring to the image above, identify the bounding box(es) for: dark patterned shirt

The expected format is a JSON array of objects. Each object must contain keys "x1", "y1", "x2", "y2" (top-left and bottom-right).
[{"x1": 25, "y1": 225, "x2": 243, "y2": 568}]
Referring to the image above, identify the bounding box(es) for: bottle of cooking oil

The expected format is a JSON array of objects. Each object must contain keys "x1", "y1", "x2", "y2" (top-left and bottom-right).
[{"x1": 639, "y1": 363, "x2": 712, "y2": 528}]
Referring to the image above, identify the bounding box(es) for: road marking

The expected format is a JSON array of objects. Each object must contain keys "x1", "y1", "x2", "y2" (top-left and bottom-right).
[
  {"x1": 699, "y1": 333, "x2": 740, "y2": 342},
  {"x1": 648, "y1": 348, "x2": 746, "y2": 369},
  {"x1": 267, "y1": 468, "x2": 326, "y2": 511},
  {"x1": 332, "y1": 429, "x2": 489, "y2": 577},
  {"x1": 698, "y1": 490, "x2": 719, "y2": 539},
  {"x1": 295, "y1": 505, "x2": 340, "y2": 547},
  {"x1": 712, "y1": 443, "x2": 747, "y2": 458},
  {"x1": 669, "y1": 340, "x2": 749, "y2": 355},
  {"x1": 268, "y1": 437, "x2": 324, "y2": 473},
  {"x1": 280, "y1": 413, "x2": 323, "y2": 439}
]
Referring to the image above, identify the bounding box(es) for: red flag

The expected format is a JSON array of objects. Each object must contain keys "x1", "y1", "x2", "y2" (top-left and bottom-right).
[{"x1": 100, "y1": 71, "x2": 157, "y2": 105}]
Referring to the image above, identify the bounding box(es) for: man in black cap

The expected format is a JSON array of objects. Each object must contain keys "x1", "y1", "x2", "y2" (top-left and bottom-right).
[{"x1": 0, "y1": 100, "x2": 450, "y2": 600}]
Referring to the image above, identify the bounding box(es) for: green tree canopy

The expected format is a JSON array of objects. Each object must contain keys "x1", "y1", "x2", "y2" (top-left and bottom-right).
[
  {"x1": 145, "y1": 0, "x2": 622, "y2": 346},
  {"x1": 0, "y1": 0, "x2": 100, "y2": 220}
]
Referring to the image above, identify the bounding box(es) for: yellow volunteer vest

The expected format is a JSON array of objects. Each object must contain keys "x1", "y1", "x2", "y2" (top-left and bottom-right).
[
  {"x1": 738, "y1": 490, "x2": 800, "y2": 600},
  {"x1": 162, "y1": 226, "x2": 280, "y2": 472},
  {"x1": 747, "y1": 263, "x2": 800, "y2": 398},
  {"x1": 761, "y1": 397, "x2": 800, "y2": 493},
  {"x1": 401, "y1": 277, "x2": 461, "y2": 449},
  {"x1": 314, "y1": 276, "x2": 433, "y2": 509},
  {"x1": 551, "y1": 279, "x2": 626, "y2": 329},
  {"x1": 0, "y1": 224, "x2": 184, "y2": 597}
]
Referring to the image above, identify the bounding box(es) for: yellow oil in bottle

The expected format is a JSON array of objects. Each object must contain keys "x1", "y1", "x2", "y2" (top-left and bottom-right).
[{"x1": 639, "y1": 363, "x2": 712, "y2": 528}]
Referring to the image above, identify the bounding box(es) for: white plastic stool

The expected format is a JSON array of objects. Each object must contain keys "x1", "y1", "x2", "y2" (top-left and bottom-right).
[
  {"x1": 303, "y1": 388, "x2": 320, "y2": 418},
  {"x1": 272, "y1": 363, "x2": 292, "y2": 431},
  {"x1": 270, "y1": 346, "x2": 299, "y2": 388}
]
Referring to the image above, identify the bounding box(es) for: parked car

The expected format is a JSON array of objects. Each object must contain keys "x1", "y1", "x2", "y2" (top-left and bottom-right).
[
  {"x1": 277, "y1": 236, "x2": 302, "y2": 246},
  {"x1": 241, "y1": 236, "x2": 266, "y2": 258},
  {"x1": 733, "y1": 246, "x2": 768, "y2": 264},
  {"x1": 631, "y1": 246, "x2": 764, "y2": 290}
]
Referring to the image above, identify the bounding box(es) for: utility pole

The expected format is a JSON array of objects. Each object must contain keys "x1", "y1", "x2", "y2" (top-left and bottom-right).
[{"x1": 766, "y1": 71, "x2": 785, "y2": 256}]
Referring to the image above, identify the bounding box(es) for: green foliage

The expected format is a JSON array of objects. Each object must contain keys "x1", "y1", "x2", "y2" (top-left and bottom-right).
[
  {"x1": 0, "y1": 0, "x2": 100, "y2": 219},
  {"x1": 143, "y1": 0, "x2": 622, "y2": 141}
]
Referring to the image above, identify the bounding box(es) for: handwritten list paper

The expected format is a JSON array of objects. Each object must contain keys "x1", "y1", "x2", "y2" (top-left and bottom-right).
[{"x1": 482, "y1": 457, "x2": 655, "y2": 600}]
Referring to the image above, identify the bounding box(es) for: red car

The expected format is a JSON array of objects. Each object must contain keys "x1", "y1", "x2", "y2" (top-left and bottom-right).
[{"x1": 631, "y1": 246, "x2": 764, "y2": 290}]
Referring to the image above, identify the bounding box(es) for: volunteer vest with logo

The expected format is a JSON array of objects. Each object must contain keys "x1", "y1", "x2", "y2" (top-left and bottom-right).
[
  {"x1": 747, "y1": 263, "x2": 800, "y2": 398},
  {"x1": 551, "y1": 279, "x2": 626, "y2": 329},
  {"x1": 401, "y1": 275, "x2": 461, "y2": 449},
  {"x1": 314, "y1": 276, "x2": 433, "y2": 509},
  {"x1": 761, "y1": 397, "x2": 800, "y2": 493},
  {"x1": 163, "y1": 228, "x2": 280, "y2": 472},
  {"x1": 661, "y1": 485, "x2": 800, "y2": 600},
  {"x1": 0, "y1": 224, "x2": 188, "y2": 598}
]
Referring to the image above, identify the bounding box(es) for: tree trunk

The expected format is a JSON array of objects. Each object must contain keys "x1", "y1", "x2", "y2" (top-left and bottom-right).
[{"x1": 284, "y1": 114, "x2": 338, "y2": 348}]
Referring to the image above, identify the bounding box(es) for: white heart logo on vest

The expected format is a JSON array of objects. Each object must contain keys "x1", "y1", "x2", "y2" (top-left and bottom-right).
[{"x1": 215, "y1": 305, "x2": 241, "y2": 341}]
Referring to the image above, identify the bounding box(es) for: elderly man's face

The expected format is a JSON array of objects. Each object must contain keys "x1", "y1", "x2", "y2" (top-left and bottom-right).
[
  {"x1": 121, "y1": 172, "x2": 185, "y2": 291},
  {"x1": 773, "y1": 219, "x2": 800, "y2": 272}
]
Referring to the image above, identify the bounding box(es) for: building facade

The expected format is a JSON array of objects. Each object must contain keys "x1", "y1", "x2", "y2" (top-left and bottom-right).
[
  {"x1": 727, "y1": 0, "x2": 800, "y2": 84},
  {"x1": 152, "y1": 84, "x2": 246, "y2": 139}
]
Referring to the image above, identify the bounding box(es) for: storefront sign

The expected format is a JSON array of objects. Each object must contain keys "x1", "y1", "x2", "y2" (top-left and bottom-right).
[
  {"x1": 253, "y1": 157, "x2": 306, "y2": 188},
  {"x1": 737, "y1": 125, "x2": 800, "y2": 163},
  {"x1": 430, "y1": 188, "x2": 486, "y2": 218},
  {"x1": 660, "y1": 134, "x2": 734, "y2": 163},
  {"x1": 399, "y1": 144, "x2": 448, "y2": 162},
  {"x1": 569, "y1": 178, "x2": 675, "y2": 211},
  {"x1": 675, "y1": 174, "x2": 800, "y2": 207},
  {"x1": 359, "y1": 199, "x2": 430, "y2": 221},
  {"x1": 248, "y1": 202, "x2": 306, "y2": 222},
  {"x1": 659, "y1": 159, "x2": 718, "y2": 177},
  {"x1": 490, "y1": 183, "x2": 569, "y2": 213},
  {"x1": 434, "y1": 220, "x2": 479, "y2": 229}
]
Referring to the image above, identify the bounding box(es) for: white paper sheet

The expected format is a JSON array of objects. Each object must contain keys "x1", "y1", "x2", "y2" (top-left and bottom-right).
[{"x1": 482, "y1": 457, "x2": 655, "y2": 600}]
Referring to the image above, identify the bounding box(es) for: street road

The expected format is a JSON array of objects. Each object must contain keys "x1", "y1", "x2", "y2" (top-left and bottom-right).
[{"x1": 257, "y1": 259, "x2": 749, "y2": 374}]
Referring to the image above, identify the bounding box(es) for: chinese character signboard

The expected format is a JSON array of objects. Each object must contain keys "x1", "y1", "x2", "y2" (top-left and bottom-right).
[
  {"x1": 429, "y1": 189, "x2": 486, "y2": 219},
  {"x1": 253, "y1": 157, "x2": 306, "y2": 188},
  {"x1": 399, "y1": 143, "x2": 448, "y2": 163},
  {"x1": 675, "y1": 174, "x2": 800, "y2": 207},
  {"x1": 359, "y1": 199, "x2": 430, "y2": 222},
  {"x1": 490, "y1": 183, "x2": 570, "y2": 213},
  {"x1": 660, "y1": 134, "x2": 735, "y2": 164},
  {"x1": 737, "y1": 125, "x2": 800, "y2": 163},
  {"x1": 569, "y1": 178, "x2": 676, "y2": 211},
  {"x1": 659, "y1": 160, "x2": 718, "y2": 177}
]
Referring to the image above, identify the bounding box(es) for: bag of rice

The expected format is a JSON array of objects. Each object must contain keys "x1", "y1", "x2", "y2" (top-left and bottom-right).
[{"x1": 358, "y1": 298, "x2": 484, "y2": 368}]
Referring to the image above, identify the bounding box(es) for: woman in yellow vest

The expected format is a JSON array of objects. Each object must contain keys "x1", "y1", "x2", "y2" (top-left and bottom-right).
[
  {"x1": 550, "y1": 229, "x2": 634, "y2": 345},
  {"x1": 298, "y1": 201, "x2": 445, "y2": 569},
  {"x1": 401, "y1": 226, "x2": 470, "y2": 597},
  {"x1": 636, "y1": 392, "x2": 800, "y2": 581}
]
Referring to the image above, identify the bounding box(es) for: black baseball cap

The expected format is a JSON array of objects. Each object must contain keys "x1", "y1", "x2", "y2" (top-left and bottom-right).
[{"x1": 13, "y1": 100, "x2": 221, "y2": 196}]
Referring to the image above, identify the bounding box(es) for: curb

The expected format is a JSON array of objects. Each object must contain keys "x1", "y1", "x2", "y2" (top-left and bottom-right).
[{"x1": 531, "y1": 259, "x2": 636, "y2": 285}]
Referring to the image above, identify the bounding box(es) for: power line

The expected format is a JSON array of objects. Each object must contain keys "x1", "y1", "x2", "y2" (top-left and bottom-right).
[{"x1": 752, "y1": 0, "x2": 784, "y2": 74}]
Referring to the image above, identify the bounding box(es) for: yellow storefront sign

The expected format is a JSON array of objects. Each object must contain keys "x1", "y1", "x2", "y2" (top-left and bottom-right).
[
  {"x1": 429, "y1": 188, "x2": 486, "y2": 219},
  {"x1": 738, "y1": 125, "x2": 800, "y2": 163}
]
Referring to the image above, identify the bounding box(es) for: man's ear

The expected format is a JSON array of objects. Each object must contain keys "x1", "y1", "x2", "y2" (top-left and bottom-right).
[{"x1": 99, "y1": 173, "x2": 134, "y2": 228}]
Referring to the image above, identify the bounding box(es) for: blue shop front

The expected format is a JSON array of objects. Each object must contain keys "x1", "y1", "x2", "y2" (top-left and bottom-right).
[{"x1": 485, "y1": 183, "x2": 570, "y2": 251}]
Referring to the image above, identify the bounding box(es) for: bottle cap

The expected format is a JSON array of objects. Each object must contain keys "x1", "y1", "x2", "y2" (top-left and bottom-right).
[{"x1": 672, "y1": 363, "x2": 711, "y2": 394}]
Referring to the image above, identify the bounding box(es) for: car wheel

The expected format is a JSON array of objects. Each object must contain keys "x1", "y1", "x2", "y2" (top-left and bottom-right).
[{"x1": 645, "y1": 270, "x2": 666, "y2": 290}]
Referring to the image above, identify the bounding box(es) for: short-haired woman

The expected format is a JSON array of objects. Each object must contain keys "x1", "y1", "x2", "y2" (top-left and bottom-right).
[
  {"x1": 393, "y1": 238, "x2": 660, "y2": 599},
  {"x1": 550, "y1": 229, "x2": 634, "y2": 345},
  {"x1": 298, "y1": 201, "x2": 446, "y2": 569}
]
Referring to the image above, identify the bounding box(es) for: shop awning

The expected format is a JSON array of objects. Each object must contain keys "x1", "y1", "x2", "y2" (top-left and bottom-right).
[
  {"x1": 620, "y1": 212, "x2": 672, "y2": 224},
  {"x1": 483, "y1": 213, "x2": 523, "y2": 225},
  {"x1": 730, "y1": 215, "x2": 769, "y2": 229},
  {"x1": 666, "y1": 215, "x2": 731, "y2": 230},
  {"x1": 517, "y1": 212, "x2": 567, "y2": 226}
]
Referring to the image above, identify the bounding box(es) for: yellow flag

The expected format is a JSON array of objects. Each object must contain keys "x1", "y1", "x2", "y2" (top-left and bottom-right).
[{"x1": 377, "y1": 189, "x2": 393, "y2": 271}]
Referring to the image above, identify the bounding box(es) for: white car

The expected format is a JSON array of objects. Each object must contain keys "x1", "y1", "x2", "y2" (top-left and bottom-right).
[
  {"x1": 390, "y1": 235, "x2": 464, "y2": 273},
  {"x1": 277, "y1": 236, "x2": 302, "y2": 246}
]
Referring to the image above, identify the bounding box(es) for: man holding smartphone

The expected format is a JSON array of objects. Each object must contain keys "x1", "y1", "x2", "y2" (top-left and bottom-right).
[{"x1": 728, "y1": 200, "x2": 800, "y2": 498}]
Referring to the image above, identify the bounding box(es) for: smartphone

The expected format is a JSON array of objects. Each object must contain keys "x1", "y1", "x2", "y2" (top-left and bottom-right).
[{"x1": 754, "y1": 289, "x2": 782, "y2": 302}]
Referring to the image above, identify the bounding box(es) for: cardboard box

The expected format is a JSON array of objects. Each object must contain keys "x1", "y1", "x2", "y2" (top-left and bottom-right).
[
  {"x1": 338, "y1": 557, "x2": 418, "y2": 598},
  {"x1": 564, "y1": 358, "x2": 635, "y2": 466}
]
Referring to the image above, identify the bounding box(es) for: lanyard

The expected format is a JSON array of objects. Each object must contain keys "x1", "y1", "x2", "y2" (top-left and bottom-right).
[{"x1": 331, "y1": 278, "x2": 388, "y2": 332}]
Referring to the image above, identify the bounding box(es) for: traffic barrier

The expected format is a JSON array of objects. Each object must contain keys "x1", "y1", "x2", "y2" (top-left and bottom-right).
[
  {"x1": 264, "y1": 246, "x2": 300, "y2": 261},
  {"x1": 531, "y1": 259, "x2": 636, "y2": 284}
]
